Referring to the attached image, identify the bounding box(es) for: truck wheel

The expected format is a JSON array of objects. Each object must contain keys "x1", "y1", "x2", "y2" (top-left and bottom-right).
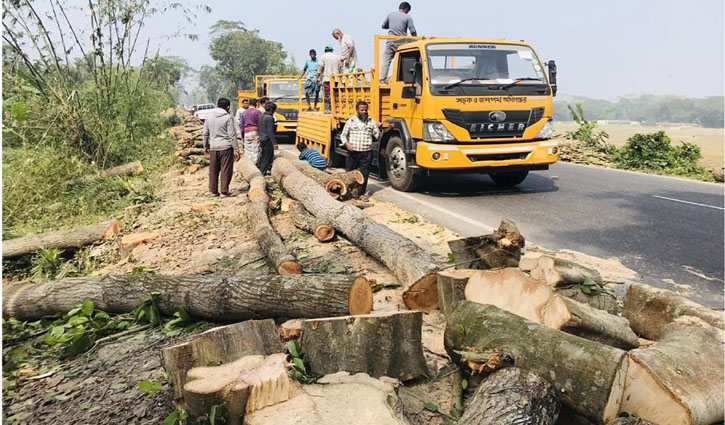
[
  {"x1": 489, "y1": 170, "x2": 529, "y2": 187},
  {"x1": 385, "y1": 136, "x2": 421, "y2": 192}
]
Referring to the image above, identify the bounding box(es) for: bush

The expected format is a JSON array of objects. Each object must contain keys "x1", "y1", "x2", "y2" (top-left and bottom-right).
[{"x1": 565, "y1": 103, "x2": 614, "y2": 153}]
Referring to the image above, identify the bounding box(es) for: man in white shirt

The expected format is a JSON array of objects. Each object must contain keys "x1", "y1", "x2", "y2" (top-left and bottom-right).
[
  {"x1": 234, "y1": 98, "x2": 249, "y2": 129},
  {"x1": 316, "y1": 45, "x2": 341, "y2": 113},
  {"x1": 332, "y1": 28, "x2": 356, "y2": 73}
]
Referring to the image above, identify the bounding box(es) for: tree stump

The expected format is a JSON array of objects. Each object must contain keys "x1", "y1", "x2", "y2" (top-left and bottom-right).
[
  {"x1": 437, "y1": 269, "x2": 476, "y2": 318},
  {"x1": 447, "y1": 219, "x2": 524, "y2": 270},
  {"x1": 300, "y1": 311, "x2": 428, "y2": 381}
]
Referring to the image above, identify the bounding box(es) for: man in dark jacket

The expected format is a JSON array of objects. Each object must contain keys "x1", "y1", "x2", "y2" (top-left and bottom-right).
[
  {"x1": 203, "y1": 98, "x2": 240, "y2": 197},
  {"x1": 257, "y1": 102, "x2": 278, "y2": 175}
]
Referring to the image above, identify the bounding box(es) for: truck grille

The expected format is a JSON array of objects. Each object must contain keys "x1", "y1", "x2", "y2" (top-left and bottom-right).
[
  {"x1": 466, "y1": 152, "x2": 530, "y2": 162},
  {"x1": 442, "y1": 107, "x2": 545, "y2": 140},
  {"x1": 277, "y1": 108, "x2": 298, "y2": 120}
]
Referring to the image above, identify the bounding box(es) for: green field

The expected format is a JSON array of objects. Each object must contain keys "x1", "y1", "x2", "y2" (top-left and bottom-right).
[{"x1": 554, "y1": 122, "x2": 724, "y2": 171}]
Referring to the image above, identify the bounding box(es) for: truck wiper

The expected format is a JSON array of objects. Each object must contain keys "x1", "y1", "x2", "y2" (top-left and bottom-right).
[
  {"x1": 271, "y1": 95, "x2": 297, "y2": 101},
  {"x1": 498, "y1": 77, "x2": 543, "y2": 90},
  {"x1": 443, "y1": 78, "x2": 484, "y2": 90}
]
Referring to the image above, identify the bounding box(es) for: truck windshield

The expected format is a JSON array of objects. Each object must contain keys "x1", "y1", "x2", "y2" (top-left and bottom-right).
[
  {"x1": 426, "y1": 43, "x2": 549, "y2": 96},
  {"x1": 268, "y1": 81, "x2": 299, "y2": 102}
]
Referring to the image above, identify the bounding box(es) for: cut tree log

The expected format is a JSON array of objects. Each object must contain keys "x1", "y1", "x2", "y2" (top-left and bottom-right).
[
  {"x1": 529, "y1": 255, "x2": 604, "y2": 287},
  {"x1": 287, "y1": 200, "x2": 335, "y2": 242},
  {"x1": 555, "y1": 286, "x2": 618, "y2": 315},
  {"x1": 161, "y1": 319, "x2": 281, "y2": 403},
  {"x1": 447, "y1": 219, "x2": 524, "y2": 270},
  {"x1": 299, "y1": 311, "x2": 427, "y2": 381},
  {"x1": 272, "y1": 157, "x2": 439, "y2": 310},
  {"x1": 464, "y1": 268, "x2": 638, "y2": 349},
  {"x1": 2, "y1": 273, "x2": 374, "y2": 321},
  {"x1": 183, "y1": 353, "x2": 295, "y2": 424},
  {"x1": 459, "y1": 367, "x2": 560, "y2": 425},
  {"x1": 445, "y1": 302, "x2": 628, "y2": 424},
  {"x1": 239, "y1": 157, "x2": 300, "y2": 274},
  {"x1": 606, "y1": 417, "x2": 657, "y2": 425},
  {"x1": 619, "y1": 316, "x2": 724, "y2": 425},
  {"x1": 244, "y1": 372, "x2": 408, "y2": 425},
  {"x1": 622, "y1": 283, "x2": 724, "y2": 340},
  {"x1": 176, "y1": 147, "x2": 206, "y2": 157},
  {"x1": 2, "y1": 220, "x2": 124, "y2": 259},
  {"x1": 437, "y1": 269, "x2": 476, "y2": 318},
  {"x1": 67, "y1": 161, "x2": 144, "y2": 187},
  {"x1": 279, "y1": 319, "x2": 302, "y2": 341},
  {"x1": 277, "y1": 150, "x2": 364, "y2": 200}
]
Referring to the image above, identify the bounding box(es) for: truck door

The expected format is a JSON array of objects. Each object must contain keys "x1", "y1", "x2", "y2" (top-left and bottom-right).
[{"x1": 389, "y1": 49, "x2": 422, "y2": 122}]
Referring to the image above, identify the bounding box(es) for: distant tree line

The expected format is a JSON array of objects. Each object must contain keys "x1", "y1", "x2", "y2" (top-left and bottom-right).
[{"x1": 553, "y1": 95, "x2": 724, "y2": 128}]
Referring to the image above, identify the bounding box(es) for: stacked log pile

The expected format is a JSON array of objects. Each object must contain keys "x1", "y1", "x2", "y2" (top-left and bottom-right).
[{"x1": 171, "y1": 114, "x2": 209, "y2": 168}]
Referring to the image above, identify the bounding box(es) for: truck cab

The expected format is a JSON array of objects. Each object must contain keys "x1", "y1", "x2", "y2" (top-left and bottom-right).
[
  {"x1": 238, "y1": 75, "x2": 314, "y2": 138},
  {"x1": 296, "y1": 36, "x2": 559, "y2": 191}
]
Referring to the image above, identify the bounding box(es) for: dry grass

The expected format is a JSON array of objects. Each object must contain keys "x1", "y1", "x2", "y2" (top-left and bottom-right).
[{"x1": 554, "y1": 122, "x2": 724, "y2": 171}]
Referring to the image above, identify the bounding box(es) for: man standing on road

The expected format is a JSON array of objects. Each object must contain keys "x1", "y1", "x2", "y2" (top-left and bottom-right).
[
  {"x1": 317, "y1": 45, "x2": 341, "y2": 113},
  {"x1": 234, "y1": 98, "x2": 249, "y2": 129},
  {"x1": 257, "y1": 102, "x2": 279, "y2": 175},
  {"x1": 340, "y1": 101, "x2": 380, "y2": 200},
  {"x1": 299, "y1": 49, "x2": 321, "y2": 111},
  {"x1": 203, "y1": 98, "x2": 240, "y2": 198},
  {"x1": 241, "y1": 98, "x2": 262, "y2": 164},
  {"x1": 380, "y1": 2, "x2": 417, "y2": 82},
  {"x1": 332, "y1": 29, "x2": 357, "y2": 73}
]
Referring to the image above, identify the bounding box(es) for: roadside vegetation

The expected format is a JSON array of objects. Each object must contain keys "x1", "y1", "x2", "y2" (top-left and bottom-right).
[{"x1": 562, "y1": 103, "x2": 718, "y2": 182}]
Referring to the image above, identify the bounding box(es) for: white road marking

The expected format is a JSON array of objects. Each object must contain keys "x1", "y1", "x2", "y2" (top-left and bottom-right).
[{"x1": 653, "y1": 195, "x2": 724, "y2": 211}]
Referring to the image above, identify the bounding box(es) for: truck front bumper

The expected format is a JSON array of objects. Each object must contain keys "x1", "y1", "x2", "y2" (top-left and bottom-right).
[{"x1": 415, "y1": 140, "x2": 559, "y2": 170}]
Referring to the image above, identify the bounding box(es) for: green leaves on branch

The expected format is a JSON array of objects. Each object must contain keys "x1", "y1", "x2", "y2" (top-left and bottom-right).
[
  {"x1": 161, "y1": 403, "x2": 229, "y2": 425},
  {"x1": 286, "y1": 340, "x2": 317, "y2": 384},
  {"x1": 565, "y1": 103, "x2": 612, "y2": 150}
]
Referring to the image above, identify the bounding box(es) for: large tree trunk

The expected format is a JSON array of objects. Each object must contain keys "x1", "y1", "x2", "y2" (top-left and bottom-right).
[
  {"x1": 277, "y1": 150, "x2": 363, "y2": 199},
  {"x1": 529, "y1": 255, "x2": 604, "y2": 287},
  {"x1": 555, "y1": 286, "x2": 618, "y2": 315},
  {"x1": 161, "y1": 319, "x2": 281, "y2": 404},
  {"x1": 445, "y1": 302, "x2": 628, "y2": 424},
  {"x1": 620, "y1": 316, "x2": 724, "y2": 425},
  {"x1": 239, "y1": 157, "x2": 300, "y2": 274},
  {"x1": 67, "y1": 161, "x2": 144, "y2": 187},
  {"x1": 622, "y1": 283, "x2": 724, "y2": 340},
  {"x1": 2, "y1": 220, "x2": 124, "y2": 259},
  {"x1": 299, "y1": 311, "x2": 428, "y2": 381},
  {"x1": 447, "y1": 219, "x2": 524, "y2": 270},
  {"x1": 459, "y1": 367, "x2": 560, "y2": 425},
  {"x1": 287, "y1": 200, "x2": 335, "y2": 242},
  {"x1": 2, "y1": 273, "x2": 374, "y2": 321},
  {"x1": 272, "y1": 157, "x2": 439, "y2": 310},
  {"x1": 437, "y1": 269, "x2": 476, "y2": 318},
  {"x1": 464, "y1": 268, "x2": 638, "y2": 349},
  {"x1": 184, "y1": 353, "x2": 295, "y2": 424}
]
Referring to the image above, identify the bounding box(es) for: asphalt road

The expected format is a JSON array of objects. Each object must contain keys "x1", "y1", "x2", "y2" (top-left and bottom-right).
[{"x1": 368, "y1": 162, "x2": 724, "y2": 308}]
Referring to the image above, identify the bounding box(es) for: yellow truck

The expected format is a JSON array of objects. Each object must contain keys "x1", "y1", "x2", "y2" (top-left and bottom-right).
[
  {"x1": 295, "y1": 35, "x2": 559, "y2": 191},
  {"x1": 238, "y1": 75, "x2": 311, "y2": 137}
]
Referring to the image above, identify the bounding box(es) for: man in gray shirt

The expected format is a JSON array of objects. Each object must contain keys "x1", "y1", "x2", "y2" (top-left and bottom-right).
[
  {"x1": 203, "y1": 98, "x2": 240, "y2": 197},
  {"x1": 380, "y1": 1, "x2": 417, "y2": 82}
]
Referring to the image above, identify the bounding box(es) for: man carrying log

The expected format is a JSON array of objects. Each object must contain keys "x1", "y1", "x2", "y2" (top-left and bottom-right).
[
  {"x1": 340, "y1": 100, "x2": 380, "y2": 201},
  {"x1": 203, "y1": 98, "x2": 240, "y2": 197}
]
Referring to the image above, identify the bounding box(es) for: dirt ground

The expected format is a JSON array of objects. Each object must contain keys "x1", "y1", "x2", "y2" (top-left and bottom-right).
[{"x1": 3, "y1": 124, "x2": 642, "y2": 425}]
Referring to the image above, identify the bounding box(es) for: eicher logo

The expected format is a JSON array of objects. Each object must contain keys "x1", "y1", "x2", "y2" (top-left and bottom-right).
[
  {"x1": 470, "y1": 122, "x2": 527, "y2": 132},
  {"x1": 488, "y1": 111, "x2": 507, "y2": 122}
]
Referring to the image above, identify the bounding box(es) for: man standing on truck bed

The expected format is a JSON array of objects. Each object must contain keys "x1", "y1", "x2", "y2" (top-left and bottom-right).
[
  {"x1": 316, "y1": 45, "x2": 341, "y2": 113},
  {"x1": 340, "y1": 101, "x2": 380, "y2": 200},
  {"x1": 203, "y1": 98, "x2": 240, "y2": 197},
  {"x1": 257, "y1": 102, "x2": 278, "y2": 175},
  {"x1": 380, "y1": 2, "x2": 417, "y2": 82},
  {"x1": 299, "y1": 49, "x2": 321, "y2": 111},
  {"x1": 332, "y1": 29, "x2": 357, "y2": 73}
]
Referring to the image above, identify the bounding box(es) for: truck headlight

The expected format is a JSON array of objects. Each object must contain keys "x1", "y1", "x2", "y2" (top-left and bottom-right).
[
  {"x1": 423, "y1": 121, "x2": 456, "y2": 142},
  {"x1": 535, "y1": 119, "x2": 553, "y2": 139}
]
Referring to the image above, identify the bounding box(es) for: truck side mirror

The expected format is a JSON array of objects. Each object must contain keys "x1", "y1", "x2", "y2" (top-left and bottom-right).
[
  {"x1": 401, "y1": 57, "x2": 416, "y2": 84},
  {"x1": 547, "y1": 60, "x2": 557, "y2": 96}
]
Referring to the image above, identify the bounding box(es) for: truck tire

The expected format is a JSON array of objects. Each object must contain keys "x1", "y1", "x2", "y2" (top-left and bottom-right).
[
  {"x1": 385, "y1": 136, "x2": 421, "y2": 192},
  {"x1": 489, "y1": 170, "x2": 529, "y2": 187}
]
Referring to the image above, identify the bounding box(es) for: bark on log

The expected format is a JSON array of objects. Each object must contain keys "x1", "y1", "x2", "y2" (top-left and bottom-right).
[
  {"x1": 299, "y1": 311, "x2": 428, "y2": 381},
  {"x1": 620, "y1": 316, "x2": 724, "y2": 425},
  {"x1": 67, "y1": 161, "x2": 144, "y2": 187},
  {"x1": 530, "y1": 255, "x2": 604, "y2": 287},
  {"x1": 277, "y1": 151, "x2": 364, "y2": 199},
  {"x1": 445, "y1": 302, "x2": 628, "y2": 424},
  {"x1": 555, "y1": 286, "x2": 618, "y2": 315},
  {"x1": 239, "y1": 157, "x2": 300, "y2": 274},
  {"x1": 183, "y1": 353, "x2": 295, "y2": 424},
  {"x1": 272, "y1": 157, "x2": 439, "y2": 310},
  {"x1": 161, "y1": 319, "x2": 281, "y2": 403},
  {"x1": 447, "y1": 219, "x2": 524, "y2": 270},
  {"x1": 607, "y1": 417, "x2": 657, "y2": 425},
  {"x1": 287, "y1": 200, "x2": 335, "y2": 242},
  {"x1": 2, "y1": 220, "x2": 123, "y2": 259},
  {"x1": 622, "y1": 283, "x2": 724, "y2": 340},
  {"x1": 175, "y1": 147, "x2": 206, "y2": 157},
  {"x1": 2, "y1": 273, "x2": 374, "y2": 321},
  {"x1": 459, "y1": 367, "x2": 560, "y2": 425},
  {"x1": 465, "y1": 268, "x2": 638, "y2": 349},
  {"x1": 437, "y1": 269, "x2": 476, "y2": 318}
]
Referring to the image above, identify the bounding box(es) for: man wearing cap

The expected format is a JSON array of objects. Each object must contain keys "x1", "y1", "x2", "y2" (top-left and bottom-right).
[
  {"x1": 316, "y1": 45, "x2": 341, "y2": 113},
  {"x1": 257, "y1": 102, "x2": 278, "y2": 175}
]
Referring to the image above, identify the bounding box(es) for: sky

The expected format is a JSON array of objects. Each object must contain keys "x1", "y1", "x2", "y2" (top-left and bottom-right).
[{"x1": 32, "y1": 0, "x2": 725, "y2": 100}]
